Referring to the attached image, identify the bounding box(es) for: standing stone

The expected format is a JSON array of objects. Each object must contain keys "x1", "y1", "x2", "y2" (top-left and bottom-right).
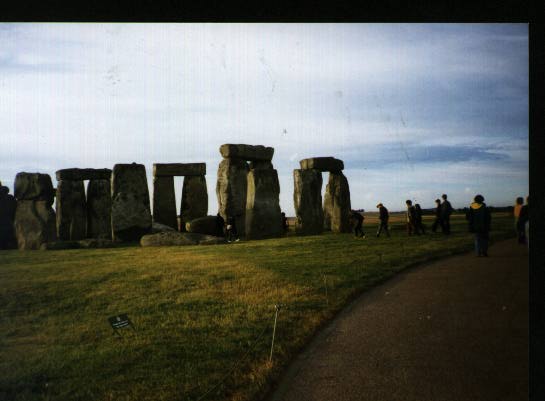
[
  {"x1": 87, "y1": 179, "x2": 112, "y2": 239},
  {"x1": 0, "y1": 185, "x2": 17, "y2": 249},
  {"x1": 56, "y1": 180, "x2": 87, "y2": 240},
  {"x1": 14, "y1": 173, "x2": 55, "y2": 205},
  {"x1": 180, "y1": 175, "x2": 208, "y2": 230},
  {"x1": 323, "y1": 172, "x2": 352, "y2": 233},
  {"x1": 216, "y1": 158, "x2": 249, "y2": 236},
  {"x1": 153, "y1": 176, "x2": 177, "y2": 230},
  {"x1": 245, "y1": 168, "x2": 282, "y2": 240},
  {"x1": 111, "y1": 163, "x2": 152, "y2": 241},
  {"x1": 14, "y1": 200, "x2": 57, "y2": 249},
  {"x1": 293, "y1": 169, "x2": 324, "y2": 235}
]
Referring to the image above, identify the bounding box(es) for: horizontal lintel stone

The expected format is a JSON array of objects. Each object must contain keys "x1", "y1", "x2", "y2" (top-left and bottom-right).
[
  {"x1": 299, "y1": 157, "x2": 344, "y2": 172},
  {"x1": 56, "y1": 168, "x2": 112, "y2": 181},
  {"x1": 219, "y1": 144, "x2": 274, "y2": 161},
  {"x1": 153, "y1": 163, "x2": 206, "y2": 177}
]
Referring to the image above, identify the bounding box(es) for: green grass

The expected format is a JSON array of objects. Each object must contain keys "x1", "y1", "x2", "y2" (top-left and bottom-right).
[{"x1": 0, "y1": 213, "x2": 515, "y2": 401}]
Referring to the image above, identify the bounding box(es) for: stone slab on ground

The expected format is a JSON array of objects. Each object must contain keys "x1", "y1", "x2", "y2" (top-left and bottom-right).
[
  {"x1": 185, "y1": 215, "x2": 219, "y2": 236},
  {"x1": 140, "y1": 231, "x2": 226, "y2": 247},
  {"x1": 153, "y1": 163, "x2": 206, "y2": 177}
]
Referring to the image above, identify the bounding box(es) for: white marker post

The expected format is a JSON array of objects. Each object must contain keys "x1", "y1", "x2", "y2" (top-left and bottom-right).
[{"x1": 269, "y1": 304, "x2": 280, "y2": 362}]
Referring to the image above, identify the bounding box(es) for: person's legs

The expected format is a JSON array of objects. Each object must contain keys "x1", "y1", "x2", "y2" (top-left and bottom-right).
[
  {"x1": 474, "y1": 234, "x2": 481, "y2": 256},
  {"x1": 384, "y1": 222, "x2": 390, "y2": 237},
  {"x1": 407, "y1": 222, "x2": 413, "y2": 236},
  {"x1": 481, "y1": 234, "x2": 489, "y2": 256},
  {"x1": 376, "y1": 223, "x2": 382, "y2": 237},
  {"x1": 445, "y1": 218, "x2": 451, "y2": 234}
]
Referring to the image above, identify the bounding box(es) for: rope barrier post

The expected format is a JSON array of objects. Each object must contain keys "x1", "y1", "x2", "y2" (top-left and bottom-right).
[{"x1": 269, "y1": 304, "x2": 280, "y2": 363}]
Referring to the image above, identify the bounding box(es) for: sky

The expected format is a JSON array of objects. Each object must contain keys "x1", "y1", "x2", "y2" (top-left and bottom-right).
[{"x1": 0, "y1": 23, "x2": 528, "y2": 214}]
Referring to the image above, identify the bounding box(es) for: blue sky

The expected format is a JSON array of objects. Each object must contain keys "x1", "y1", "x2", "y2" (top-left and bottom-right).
[{"x1": 0, "y1": 23, "x2": 528, "y2": 213}]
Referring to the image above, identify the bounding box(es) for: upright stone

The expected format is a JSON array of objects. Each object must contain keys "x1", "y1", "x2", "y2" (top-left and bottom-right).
[
  {"x1": 323, "y1": 171, "x2": 352, "y2": 233},
  {"x1": 14, "y1": 172, "x2": 55, "y2": 204},
  {"x1": 293, "y1": 169, "x2": 324, "y2": 235},
  {"x1": 111, "y1": 163, "x2": 152, "y2": 241},
  {"x1": 180, "y1": 175, "x2": 208, "y2": 230},
  {"x1": 216, "y1": 158, "x2": 249, "y2": 236},
  {"x1": 56, "y1": 180, "x2": 87, "y2": 240},
  {"x1": 153, "y1": 176, "x2": 177, "y2": 230},
  {"x1": 245, "y1": 168, "x2": 282, "y2": 240},
  {"x1": 87, "y1": 179, "x2": 112, "y2": 239},
  {"x1": 0, "y1": 185, "x2": 17, "y2": 249},
  {"x1": 14, "y1": 201, "x2": 57, "y2": 250}
]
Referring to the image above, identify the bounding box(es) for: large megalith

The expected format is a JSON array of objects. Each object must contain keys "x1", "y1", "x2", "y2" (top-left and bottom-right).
[
  {"x1": 216, "y1": 157, "x2": 249, "y2": 236},
  {"x1": 152, "y1": 176, "x2": 177, "y2": 230},
  {"x1": 180, "y1": 175, "x2": 208, "y2": 229},
  {"x1": 13, "y1": 173, "x2": 57, "y2": 249},
  {"x1": 293, "y1": 169, "x2": 323, "y2": 235},
  {"x1": 323, "y1": 171, "x2": 351, "y2": 233},
  {"x1": 0, "y1": 184, "x2": 17, "y2": 249},
  {"x1": 245, "y1": 167, "x2": 282, "y2": 240},
  {"x1": 87, "y1": 179, "x2": 112, "y2": 239},
  {"x1": 111, "y1": 163, "x2": 152, "y2": 241},
  {"x1": 56, "y1": 179, "x2": 87, "y2": 240}
]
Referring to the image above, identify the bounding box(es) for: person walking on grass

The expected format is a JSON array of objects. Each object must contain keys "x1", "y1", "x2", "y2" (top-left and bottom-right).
[
  {"x1": 351, "y1": 210, "x2": 365, "y2": 238},
  {"x1": 441, "y1": 194, "x2": 453, "y2": 234},
  {"x1": 431, "y1": 198, "x2": 443, "y2": 233},
  {"x1": 376, "y1": 203, "x2": 390, "y2": 237},
  {"x1": 517, "y1": 196, "x2": 529, "y2": 246},
  {"x1": 414, "y1": 203, "x2": 426, "y2": 234},
  {"x1": 467, "y1": 194, "x2": 491, "y2": 257},
  {"x1": 405, "y1": 200, "x2": 419, "y2": 236}
]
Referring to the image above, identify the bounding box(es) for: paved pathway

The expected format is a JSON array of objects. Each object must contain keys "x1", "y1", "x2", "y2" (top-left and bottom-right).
[{"x1": 267, "y1": 239, "x2": 528, "y2": 401}]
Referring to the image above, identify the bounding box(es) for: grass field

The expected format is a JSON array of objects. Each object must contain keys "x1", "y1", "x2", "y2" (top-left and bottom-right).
[{"x1": 0, "y1": 213, "x2": 515, "y2": 401}]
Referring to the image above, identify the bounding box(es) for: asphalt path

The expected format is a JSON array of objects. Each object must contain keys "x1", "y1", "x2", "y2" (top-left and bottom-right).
[{"x1": 267, "y1": 238, "x2": 528, "y2": 401}]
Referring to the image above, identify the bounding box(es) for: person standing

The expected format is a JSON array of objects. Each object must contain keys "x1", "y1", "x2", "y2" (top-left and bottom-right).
[
  {"x1": 405, "y1": 200, "x2": 418, "y2": 236},
  {"x1": 376, "y1": 203, "x2": 390, "y2": 237},
  {"x1": 467, "y1": 194, "x2": 491, "y2": 257},
  {"x1": 513, "y1": 197, "x2": 524, "y2": 241},
  {"x1": 225, "y1": 215, "x2": 240, "y2": 242},
  {"x1": 517, "y1": 196, "x2": 529, "y2": 245},
  {"x1": 351, "y1": 210, "x2": 365, "y2": 238},
  {"x1": 215, "y1": 213, "x2": 225, "y2": 237},
  {"x1": 440, "y1": 194, "x2": 453, "y2": 234},
  {"x1": 414, "y1": 204, "x2": 426, "y2": 234},
  {"x1": 281, "y1": 212, "x2": 289, "y2": 234},
  {"x1": 431, "y1": 199, "x2": 443, "y2": 233}
]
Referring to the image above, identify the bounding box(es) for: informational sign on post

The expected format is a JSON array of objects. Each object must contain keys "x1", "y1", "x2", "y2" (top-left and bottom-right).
[{"x1": 108, "y1": 313, "x2": 136, "y2": 336}]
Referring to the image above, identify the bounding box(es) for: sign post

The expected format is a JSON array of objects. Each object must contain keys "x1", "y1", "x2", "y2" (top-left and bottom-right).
[{"x1": 108, "y1": 313, "x2": 136, "y2": 337}]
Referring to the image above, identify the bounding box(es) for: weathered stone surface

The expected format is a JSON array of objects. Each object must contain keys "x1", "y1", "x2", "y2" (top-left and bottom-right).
[
  {"x1": 56, "y1": 168, "x2": 111, "y2": 181},
  {"x1": 153, "y1": 163, "x2": 206, "y2": 177},
  {"x1": 14, "y1": 173, "x2": 55, "y2": 204},
  {"x1": 151, "y1": 222, "x2": 177, "y2": 233},
  {"x1": 300, "y1": 157, "x2": 344, "y2": 172},
  {"x1": 245, "y1": 168, "x2": 283, "y2": 240},
  {"x1": 40, "y1": 240, "x2": 81, "y2": 250},
  {"x1": 14, "y1": 200, "x2": 57, "y2": 250},
  {"x1": 216, "y1": 158, "x2": 249, "y2": 236},
  {"x1": 56, "y1": 180, "x2": 87, "y2": 241},
  {"x1": 0, "y1": 186, "x2": 17, "y2": 249},
  {"x1": 152, "y1": 176, "x2": 177, "y2": 230},
  {"x1": 111, "y1": 163, "x2": 152, "y2": 241},
  {"x1": 199, "y1": 236, "x2": 227, "y2": 245},
  {"x1": 40, "y1": 239, "x2": 120, "y2": 250},
  {"x1": 323, "y1": 172, "x2": 352, "y2": 233},
  {"x1": 185, "y1": 215, "x2": 218, "y2": 236},
  {"x1": 293, "y1": 169, "x2": 324, "y2": 235},
  {"x1": 180, "y1": 175, "x2": 208, "y2": 229},
  {"x1": 140, "y1": 231, "x2": 225, "y2": 247},
  {"x1": 219, "y1": 144, "x2": 274, "y2": 161},
  {"x1": 249, "y1": 160, "x2": 274, "y2": 170},
  {"x1": 86, "y1": 179, "x2": 112, "y2": 239}
]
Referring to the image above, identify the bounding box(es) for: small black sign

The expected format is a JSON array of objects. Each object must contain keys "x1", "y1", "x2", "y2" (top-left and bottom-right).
[{"x1": 108, "y1": 313, "x2": 135, "y2": 336}]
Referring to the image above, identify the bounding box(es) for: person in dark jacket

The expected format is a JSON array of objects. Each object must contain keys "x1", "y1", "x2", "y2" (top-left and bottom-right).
[
  {"x1": 225, "y1": 215, "x2": 240, "y2": 242},
  {"x1": 414, "y1": 203, "x2": 426, "y2": 234},
  {"x1": 281, "y1": 212, "x2": 289, "y2": 234},
  {"x1": 517, "y1": 196, "x2": 529, "y2": 245},
  {"x1": 376, "y1": 203, "x2": 390, "y2": 237},
  {"x1": 440, "y1": 194, "x2": 453, "y2": 234},
  {"x1": 215, "y1": 213, "x2": 225, "y2": 237},
  {"x1": 351, "y1": 210, "x2": 365, "y2": 238},
  {"x1": 431, "y1": 198, "x2": 443, "y2": 233},
  {"x1": 405, "y1": 200, "x2": 419, "y2": 236},
  {"x1": 467, "y1": 194, "x2": 491, "y2": 257}
]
